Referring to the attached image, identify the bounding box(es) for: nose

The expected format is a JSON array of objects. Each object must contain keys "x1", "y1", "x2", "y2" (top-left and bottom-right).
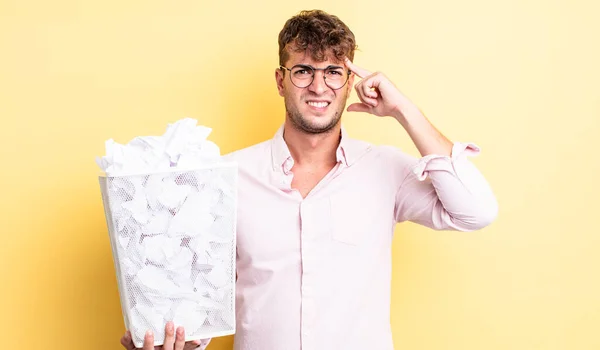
[{"x1": 307, "y1": 70, "x2": 328, "y2": 94}]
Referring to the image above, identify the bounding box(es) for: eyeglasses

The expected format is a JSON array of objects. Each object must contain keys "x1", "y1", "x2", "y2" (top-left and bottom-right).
[{"x1": 279, "y1": 64, "x2": 351, "y2": 90}]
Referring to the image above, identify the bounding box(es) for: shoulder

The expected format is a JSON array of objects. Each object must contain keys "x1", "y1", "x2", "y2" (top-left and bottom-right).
[
  {"x1": 222, "y1": 140, "x2": 269, "y2": 160},
  {"x1": 376, "y1": 144, "x2": 418, "y2": 163},
  {"x1": 346, "y1": 136, "x2": 417, "y2": 168},
  {"x1": 220, "y1": 139, "x2": 273, "y2": 174}
]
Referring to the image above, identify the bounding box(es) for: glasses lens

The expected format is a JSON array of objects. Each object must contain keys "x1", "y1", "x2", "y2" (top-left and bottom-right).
[
  {"x1": 290, "y1": 66, "x2": 314, "y2": 88},
  {"x1": 323, "y1": 67, "x2": 348, "y2": 90}
]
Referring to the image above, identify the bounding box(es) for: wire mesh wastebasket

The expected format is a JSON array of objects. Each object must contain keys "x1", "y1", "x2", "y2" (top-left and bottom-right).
[{"x1": 98, "y1": 162, "x2": 237, "y2": 347}]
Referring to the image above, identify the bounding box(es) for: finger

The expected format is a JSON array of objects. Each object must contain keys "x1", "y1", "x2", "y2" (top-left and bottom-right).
[
  {"x1": 174, "y1": 326, "x2": 185, "y2": 350},
  {"x1": 188, "y1": 339, "x2": 202, "y2": 347},
  {"x1": 361, "y1": 82, "x2": 379, "y2": 99},
  {"x1": 120, "y1": 331, "x2": 134, "y2": 350},
  {"x1": 355, "y1": 92, "x2": 378, "y2": 107},
  {"x1": 185, "y1": 339, "x2": 208, "y2": 350},
  {"x1": 347, "y1": 102, "x2": 374, "y2": 113},
  {"x1": 344, "y1": 57, "x2": 371, "y2": 78},
  {"x1": 142, "y1": 330, "x2": 154, "y2": 350},
  {"x1": 183, "y1": 341, "x2": 200, "y2": 350},
  {"x1": 356, "y1": 73, "x2": 383, "y2": 98},
  {"x1": 353, "y1": 79, "x2": 375, "y2": 100},
  {"x1": 163, "y1": 321, "x2": 176, "y2": 350},
  {"x1": 354, "y1": 84, "x2": 378, "y2": 107}
]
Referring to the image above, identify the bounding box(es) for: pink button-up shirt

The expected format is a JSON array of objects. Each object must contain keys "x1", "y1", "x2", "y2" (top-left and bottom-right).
[{"x1": 217, "y1": 124, "x2": 497, "y2": 350}]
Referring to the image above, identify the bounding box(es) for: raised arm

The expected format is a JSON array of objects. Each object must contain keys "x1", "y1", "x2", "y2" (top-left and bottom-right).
[{"x1": 344, "y1": 58, "x2": 498, "y2": 231}]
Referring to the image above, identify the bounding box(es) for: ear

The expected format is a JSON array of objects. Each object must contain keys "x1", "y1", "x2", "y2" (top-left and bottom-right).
[{"x1": 275, "y1": 68, "x2": 285, "y2": 96}]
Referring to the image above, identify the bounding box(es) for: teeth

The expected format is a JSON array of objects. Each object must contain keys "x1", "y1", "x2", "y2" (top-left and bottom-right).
[{"x1": 307, "y1": 101, "x2": 329, "y2": 108}]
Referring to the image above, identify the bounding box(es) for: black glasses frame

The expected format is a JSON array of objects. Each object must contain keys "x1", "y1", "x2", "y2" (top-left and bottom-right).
[{"x1": 279, "y1": 64, "x2": 352, "y2": 90}]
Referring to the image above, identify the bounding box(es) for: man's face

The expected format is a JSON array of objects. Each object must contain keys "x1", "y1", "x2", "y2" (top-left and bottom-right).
[{"x1": 276, "y1": 49, "x2": 354, "y2": 134}]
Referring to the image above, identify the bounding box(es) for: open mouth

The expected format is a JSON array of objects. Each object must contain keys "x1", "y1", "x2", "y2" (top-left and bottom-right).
[{"x1": 306, "y1": 100, "x2": 331, "y2": 108}]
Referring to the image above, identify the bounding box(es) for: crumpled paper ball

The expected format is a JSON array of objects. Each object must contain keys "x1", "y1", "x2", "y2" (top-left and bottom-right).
[{"x1": 96, "y1": 118, "x2": 221, "y2": 176}]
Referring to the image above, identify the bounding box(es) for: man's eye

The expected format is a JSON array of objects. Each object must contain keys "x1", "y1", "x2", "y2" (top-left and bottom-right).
[
  {"x1": 295, "y1": 69, "x2": 310, "y2": 75},
  {"x1": 327, "y1": 70, "x2": 343, "y2": 75}
]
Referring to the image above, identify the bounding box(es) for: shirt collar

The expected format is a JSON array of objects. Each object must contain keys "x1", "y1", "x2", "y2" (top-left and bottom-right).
[{"x1": 271, "y1": 123, "x2": 359, "y2": 172}]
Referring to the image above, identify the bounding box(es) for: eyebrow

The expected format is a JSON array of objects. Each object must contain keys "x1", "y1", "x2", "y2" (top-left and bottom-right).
[{"x1": 295, "y1": 64, "x2": 345, "y2": 70}]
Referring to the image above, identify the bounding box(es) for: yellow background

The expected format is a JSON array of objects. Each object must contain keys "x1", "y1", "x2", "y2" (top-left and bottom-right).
[{"x1": 1, "y1": 0, "x2": 598, "y2": 349}]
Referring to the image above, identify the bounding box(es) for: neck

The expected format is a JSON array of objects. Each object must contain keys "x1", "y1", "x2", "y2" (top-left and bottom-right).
[{"x1": 283, "y1": 120, "x2": 341, "y2": 167}]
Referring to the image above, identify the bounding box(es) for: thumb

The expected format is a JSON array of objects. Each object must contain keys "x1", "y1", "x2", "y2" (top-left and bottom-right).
[{"x1": 347, "y1": 103, "x2": 373, "y2": 113}]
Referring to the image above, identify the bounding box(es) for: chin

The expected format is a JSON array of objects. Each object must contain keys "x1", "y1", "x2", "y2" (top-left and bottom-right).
[
  {"x1": 286, "y1": 103, "x2": 342, "y2": 134},
  {"x1": 298, "y1": 116, "x2": 340, "y2": 134}
]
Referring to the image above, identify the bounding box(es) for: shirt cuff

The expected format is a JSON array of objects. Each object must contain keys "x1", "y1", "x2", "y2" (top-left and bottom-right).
[{"x1": 411, "y1": 142, "x2": 480, "y2": 181}]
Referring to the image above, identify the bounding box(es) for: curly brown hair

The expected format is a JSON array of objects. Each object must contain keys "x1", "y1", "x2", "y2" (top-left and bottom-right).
[{"x1": 278, "y1": 10, "x2": 358, "y2": 66}]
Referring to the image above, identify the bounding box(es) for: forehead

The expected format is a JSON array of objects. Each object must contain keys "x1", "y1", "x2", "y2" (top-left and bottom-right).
[{"x1": 284, "y1": 48, "x2": 344, "y2": 67}]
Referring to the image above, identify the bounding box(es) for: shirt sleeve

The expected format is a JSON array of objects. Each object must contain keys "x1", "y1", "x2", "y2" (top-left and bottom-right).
[{"x1": 393, "y1": 142, "x2": 498, "y2": 231}]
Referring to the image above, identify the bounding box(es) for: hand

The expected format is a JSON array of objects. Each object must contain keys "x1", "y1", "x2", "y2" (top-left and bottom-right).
[
  {"x1": 120, "y1": 321, "x2": 210, "y2": 350},
  {"x1": 344, "y1": 57, "x2": 422, "y2": 123}
]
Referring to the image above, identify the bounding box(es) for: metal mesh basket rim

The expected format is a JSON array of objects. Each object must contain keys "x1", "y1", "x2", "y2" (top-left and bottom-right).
[{"x1": 98, "y1": 160, "x2": 238, "y2": 179}]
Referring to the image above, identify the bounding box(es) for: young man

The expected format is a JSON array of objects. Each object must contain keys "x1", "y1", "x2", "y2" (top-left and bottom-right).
[{"x1": 120, "y1": 9, "x2": 498, "y2": 350}]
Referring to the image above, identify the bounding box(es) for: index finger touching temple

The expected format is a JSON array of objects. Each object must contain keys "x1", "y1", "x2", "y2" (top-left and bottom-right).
[{"x1": 344, "y1": 57, "x2": 372, "y2": 78}]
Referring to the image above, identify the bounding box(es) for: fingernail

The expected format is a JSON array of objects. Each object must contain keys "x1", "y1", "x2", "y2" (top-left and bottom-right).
[{"x1": 146, "y1": 330, "x2": 153, "y2": 337}]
